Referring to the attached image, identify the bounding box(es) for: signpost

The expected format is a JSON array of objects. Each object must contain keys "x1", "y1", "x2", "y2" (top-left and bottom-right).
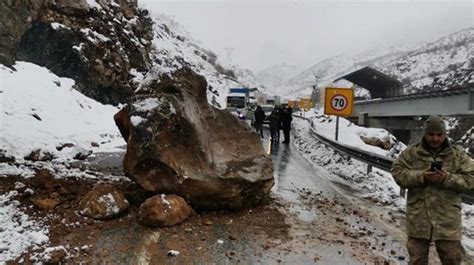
[{"x1": 324, "y1": 87, "x2": 354, "y2": 141}]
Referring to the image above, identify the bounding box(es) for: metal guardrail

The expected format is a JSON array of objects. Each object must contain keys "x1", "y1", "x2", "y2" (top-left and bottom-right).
[{"x1": 294, "y1": 115, "x2": 474, "y2": 205}]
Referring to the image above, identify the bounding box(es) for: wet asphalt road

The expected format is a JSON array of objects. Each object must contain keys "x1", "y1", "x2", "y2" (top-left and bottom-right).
[{"x1": 262, "y1": 128, "x2": 407, "y2": 264}]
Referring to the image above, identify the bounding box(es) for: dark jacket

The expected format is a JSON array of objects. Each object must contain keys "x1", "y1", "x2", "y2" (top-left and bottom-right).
[
  {"x1": 269, "y1": 111, "x2": 280, "y2": 131},
  {"x1": 254, "y1": 107, "x2": 265, "y2": 124},
  {"x1": 280, "y1": 108, "x2": 292, "y2": 130}
]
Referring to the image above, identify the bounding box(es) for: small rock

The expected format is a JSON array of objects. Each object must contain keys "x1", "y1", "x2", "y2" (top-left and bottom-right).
[
  {"x1": 228, "y1": 234, "x2": 237, "y2": 240},
  {"x1": 56, "y1": 143, "x2": 75, "y2": 151},
  {"x1": 0, "y1": 149, "x2": 15, "y2": 163},
  {"x1": 167, "y1": 250, "x2": 180, "y2": 257},
  {"x1": 202, "y1": 220, "x2": 213, "y2": 226},
  {"x1": 24, "y1": 149, "x2": 54, "y2": 161},
  {"x1": 33, "y1": 198, "x2": 60, "y2": 210},
  {"x1": 48, "y1": 248, "x2": 67, "y2": 263},
  {"x1": 14, "y1": 182, "x2": 26, "y2": 190}
]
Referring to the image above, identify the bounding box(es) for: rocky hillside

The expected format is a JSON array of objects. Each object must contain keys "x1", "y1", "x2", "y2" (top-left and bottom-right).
[
  {"x1": 377, "y1": 28, "x2": 473, "y2": 93},
  {"x1": 0, "y1": 0, "x2": 248, "y2": 108},
  {"x1": 1, "y1": 0, "x2": 154, "y2": 105}
]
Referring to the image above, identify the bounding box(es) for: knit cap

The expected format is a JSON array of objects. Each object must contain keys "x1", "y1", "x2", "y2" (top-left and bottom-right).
[{"x1": 424, "y1": 115, "x2": 446, "y2": 133}]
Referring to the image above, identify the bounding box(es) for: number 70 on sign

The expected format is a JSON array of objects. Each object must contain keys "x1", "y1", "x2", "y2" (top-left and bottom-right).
[{"x1": 324, "y1": 87, "x2": 354, "y2": 116}]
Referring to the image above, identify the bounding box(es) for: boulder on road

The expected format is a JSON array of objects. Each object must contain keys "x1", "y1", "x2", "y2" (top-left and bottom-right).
[{"x1": 114, "y1": 68, "x2": 274, "y2": 210}]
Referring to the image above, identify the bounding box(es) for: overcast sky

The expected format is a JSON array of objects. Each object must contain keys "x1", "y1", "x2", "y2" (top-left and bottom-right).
[{"x1": 140, "y1": 0, "x2": 473, "y2": 72}]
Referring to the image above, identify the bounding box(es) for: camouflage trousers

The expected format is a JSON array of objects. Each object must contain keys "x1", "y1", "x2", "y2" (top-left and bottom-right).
[{"x1": 407, "y1": 237, "x2": 464, "y2": 265}]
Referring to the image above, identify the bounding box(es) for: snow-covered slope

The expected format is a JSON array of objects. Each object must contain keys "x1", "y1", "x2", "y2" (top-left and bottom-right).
[
  {"x1": 272, "y1": 28, "x2": 473, "y2": 98},
  {"x1": 0, "y1": 62, "x2": 128, "y2": 263},
  {"x1": 256, "y1": 63, "x2": 304, "y2": 92},
  {"x1": 377, "y1": 28, "x2": 473, "y2": 93},
  {"x1": 0, "y1": 62, "x2": 125, "y2": 160}
]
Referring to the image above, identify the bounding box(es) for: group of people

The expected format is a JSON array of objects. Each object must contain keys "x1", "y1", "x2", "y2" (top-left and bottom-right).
[{"x1": 253, "y1": 105, "x2": 293, "y2": 144}]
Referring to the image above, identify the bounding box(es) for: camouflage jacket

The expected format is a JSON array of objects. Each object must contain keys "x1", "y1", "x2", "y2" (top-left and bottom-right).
[{"x1": 391, "y1": 141, "x2": 474, "y2": 240}]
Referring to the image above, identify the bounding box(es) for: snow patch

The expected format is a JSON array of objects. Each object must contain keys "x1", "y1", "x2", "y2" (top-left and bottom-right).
[
  {"x1": 130, "y1": 115, "x2": 146, "y2": 126},
  {"x1": 0, "y1": 191, "x2": 49, "y2": 263},
  {"x1": 0, "y1": 62, "x2": 125, "y2": 162},
  {"x1": 97, "y1": 193, "x2": 122, "y2": 216}
]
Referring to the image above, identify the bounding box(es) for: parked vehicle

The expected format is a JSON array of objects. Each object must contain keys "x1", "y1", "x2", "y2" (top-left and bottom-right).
[
  {"x1": 260, "y1": 104, "x2": 274, "y2": 124},
  {"x1": 226, "y1": 92, "x2": 248, "y2": 119}
]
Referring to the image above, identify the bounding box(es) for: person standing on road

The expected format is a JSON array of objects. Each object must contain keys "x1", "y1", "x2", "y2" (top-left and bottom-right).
[
  {"x1": 280, "y1": 106, "x2": 293, "y2": 144},
  {"x1": 269, "y1": 109, "x2": 280, "y2": 143},
  {"x1": 391, "y1": 115, "x2": 474, "y2": 265},
  {"x1": 254, "y1": 105, "x2": 265, "y2": 138}
]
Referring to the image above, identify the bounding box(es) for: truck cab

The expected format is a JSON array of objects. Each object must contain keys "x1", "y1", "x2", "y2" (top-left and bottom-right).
[{"x1": 226, "y1": 92, "x2": 248, "y2": 119}]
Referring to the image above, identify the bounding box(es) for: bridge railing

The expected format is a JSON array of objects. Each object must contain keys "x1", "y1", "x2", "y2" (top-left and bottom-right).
[
  {"x1": 294, "y1": 115, "x2": 474, "y2": 205},
  {"x1": 354, "y1": 87, "x2": 472, "y2": 105}
]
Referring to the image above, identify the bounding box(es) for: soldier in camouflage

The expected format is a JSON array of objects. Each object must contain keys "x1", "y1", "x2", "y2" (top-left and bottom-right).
[{"x1": 392, "y1": 115, "x2": 474, "y2": 265}]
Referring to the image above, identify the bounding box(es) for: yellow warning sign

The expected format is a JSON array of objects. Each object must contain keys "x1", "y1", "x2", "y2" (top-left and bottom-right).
[
  {"x1": 324, "y1": 87, "x2": 354, "y2": 116},
  {"x1": 287, "y1": 100, "x2": 298, "y2": 109},
  {"x1": 299, "y1": 98, "x2": 312, "y2": 110}
]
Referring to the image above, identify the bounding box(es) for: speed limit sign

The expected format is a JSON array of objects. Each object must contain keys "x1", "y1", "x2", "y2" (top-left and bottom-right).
[{"x1": 324, "y1": 87, "x2": 353, "y2": 116}]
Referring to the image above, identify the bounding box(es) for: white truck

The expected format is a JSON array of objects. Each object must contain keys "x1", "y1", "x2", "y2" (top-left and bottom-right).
[
  {"x1": 226, "y1": 92, "x2": 248, "y2": 120},
  {"x1": 265, "y1": 95, "x2": 281, "y2": 106}
]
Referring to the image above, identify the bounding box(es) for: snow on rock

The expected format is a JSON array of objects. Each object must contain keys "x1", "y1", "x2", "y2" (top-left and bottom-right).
[
  {"x1": 0, "y1": 62, "x2": 125, "y2": 161},
  {"x1": 97, "y1": 193, "x2": 122, "y2": 216},
  {"x1": 133, "y1": 98, "x2": 161, "y2": 112},
  {"x1": 78, "y1": 185, "x2": 129, "y2": 220},
  {"x1": 0, "y1": 191, "x2": 49, "y2": 263},
  {"x1": 86, "y1": 0, "x2": 102, "y2": 9},
  {"x1": 167, "y1": 250, "x2": 180, "y2": 256},
  {"x1": 130, "y1": 115, "x2": 145, "y2": 126}
]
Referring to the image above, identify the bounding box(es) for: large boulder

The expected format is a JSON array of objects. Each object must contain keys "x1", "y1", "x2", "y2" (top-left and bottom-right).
[{"x1": 114, "y1": 68, "x2": 274, "y2": 210}]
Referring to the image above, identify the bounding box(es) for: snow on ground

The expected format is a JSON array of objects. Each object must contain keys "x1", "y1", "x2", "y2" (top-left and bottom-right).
[
  {"x1": 0, "y1": 62, "x2": 129, "y2": 262},
  {"x1": 292, "y1": 109, "x2": 474, "y2": 255},
  {"x1": 0, "y1": 190, "x2": 49, "y2": 263},
  {"x1": 0, "y1": 62, "x2": 125, "y2": 161}
]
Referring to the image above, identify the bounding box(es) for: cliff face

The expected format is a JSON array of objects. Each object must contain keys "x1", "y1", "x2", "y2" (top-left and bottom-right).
[{"x1": 1, "y1": 0, "x2": 153, "y2": 105}]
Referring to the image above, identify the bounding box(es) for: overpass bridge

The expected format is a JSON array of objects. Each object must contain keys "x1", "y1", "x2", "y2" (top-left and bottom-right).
[
  {"x1": 348, "y1": 87, "x2": 473, "y2": 144},
  {"x1": 330, "y1": 66, "x2": 473, "y2": 144}
]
